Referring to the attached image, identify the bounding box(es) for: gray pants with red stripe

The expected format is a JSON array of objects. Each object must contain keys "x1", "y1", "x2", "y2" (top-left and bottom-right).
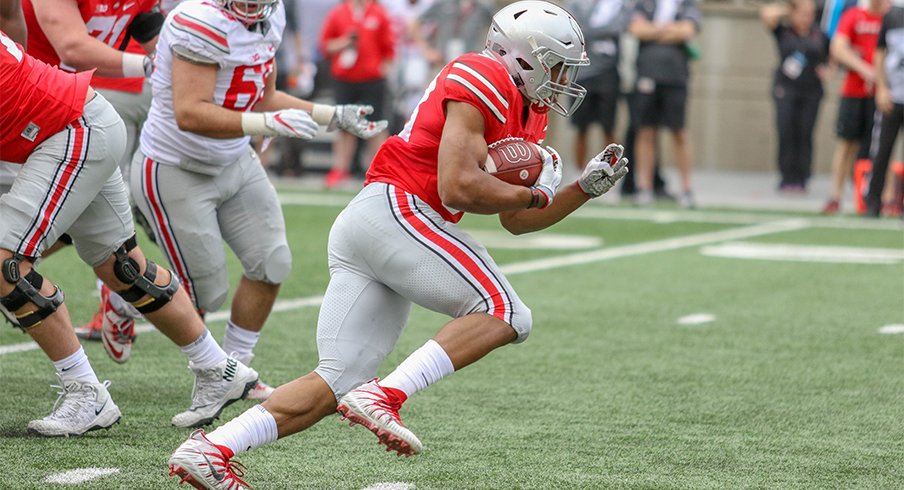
[
  {"x1": 130, "y1": 148, "x2": 291, "y2": 313},
  {"x1": 0, "y1": 93, "x2": 132, "y2": 265},
  {"x1": 316, "y1": 182, "x2": 532, "y2": 399}
]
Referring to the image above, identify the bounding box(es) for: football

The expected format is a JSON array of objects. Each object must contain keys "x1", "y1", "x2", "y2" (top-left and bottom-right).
[{"x1": 484, "y1": 138, "x2": 544, "y2": 187}]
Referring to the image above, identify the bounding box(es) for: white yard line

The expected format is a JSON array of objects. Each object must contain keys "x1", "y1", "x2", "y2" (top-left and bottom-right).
[
  {"x1": 44, "y1": 468, "x2": 119, "y2": 485},
  {"x1": 0, "y1": 220, "x2": 809, "y2": 357},
  {"x1": 276, "y1": 191, "x2": 904, "y2": 231},
  {"x1": 501, "y1": 219, "x2": 809, "y2": 276},
  {"x1": 678, "y1": 313, "x2": 716, "y2": 325}
]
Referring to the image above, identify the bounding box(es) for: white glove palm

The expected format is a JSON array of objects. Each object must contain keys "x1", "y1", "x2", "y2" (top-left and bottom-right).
[
  {"x1": 578, "y1": 144, "x2": 630, "y2": 198},
  {"x1": 331, "y1": 105, "x2": 388, "y2": 139},
  {"x1": 263, "y1": 109, "x2": 318, "y2": 140},
  {"x1": 531, "y1": 145, "x2": 563, "y2": 208}
]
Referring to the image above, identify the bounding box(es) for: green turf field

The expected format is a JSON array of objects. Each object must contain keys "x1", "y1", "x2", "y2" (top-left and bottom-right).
[{"x1": 1, "y1": 191, "x2": 902, "y2": 489}]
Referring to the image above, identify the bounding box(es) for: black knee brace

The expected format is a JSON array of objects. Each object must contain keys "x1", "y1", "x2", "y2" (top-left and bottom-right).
[
  {"x1": 0, "y1": 256, "x2": 64, "y2": 329},
  {"x1": 112, "y1": 236, "x2": 178, "y2": 314}
]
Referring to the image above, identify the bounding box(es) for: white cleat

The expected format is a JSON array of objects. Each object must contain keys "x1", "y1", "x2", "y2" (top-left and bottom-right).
[
  {"x1": 230, "y1": 353, "x2": 274, "y2": 401},
  {"x1": 245, "y1": 381, "x2": 275, "y2": 401},
  {"x1": 168, "y1": 429, "x2": 249, "y2": 490},
  {"x1": 337, "y1": 379, "x2": 423, "y2": 456},
  {"x1": 27, "y1": 378, "x2": 121, "y2": 437},
  {"x1": 171, "y1": 357, "x2": 259, "y2": 428}
]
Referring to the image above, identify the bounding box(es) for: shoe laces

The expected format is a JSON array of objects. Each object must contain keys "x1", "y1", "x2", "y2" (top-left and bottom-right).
[{"x1": 43, "y1": 379, "x2": 107, "y2": 422}]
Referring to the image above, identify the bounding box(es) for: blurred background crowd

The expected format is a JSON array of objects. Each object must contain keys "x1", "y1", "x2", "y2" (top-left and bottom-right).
[{"x1": 257, "y1": 0, "x2": 904, "y2": 219}]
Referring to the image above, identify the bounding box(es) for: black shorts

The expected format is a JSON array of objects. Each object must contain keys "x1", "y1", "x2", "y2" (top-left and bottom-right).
[
  {"x1": 635, "y1": 81, "x2": 687, "y2": 130},
  {"x1": 333, "y1": 78, "x2": 387, "y2": 121},
  {"x1": 836, "y1": 96, "x2": 876, "y2": 149},
  {"x1": 570, "y1": 90, "x2": 619, "y2": 133}
]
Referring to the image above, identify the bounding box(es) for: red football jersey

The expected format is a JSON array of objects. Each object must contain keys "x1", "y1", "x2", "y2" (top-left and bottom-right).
[
  {"x1": 836, "y1": 7, "x2": 884, "y2": 98},
  {"x1": 0, "y1": 32, "x2": 91, "y2": 164},
  {"x1": 22, "y1": 0, "x2": 156, "y2": 92},
  {"x1": 366, "y1": 53, "x2": 548, "y2": 223}
]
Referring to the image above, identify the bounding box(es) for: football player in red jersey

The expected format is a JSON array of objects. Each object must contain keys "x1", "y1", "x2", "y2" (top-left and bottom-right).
[
  {"x1": 0, "y1": 30, "x2": 247, "y2": 437},
  {"x1": 166, "y1": 2, "x2": 627, "y2": 487},
  {"x1": 22, "y1": 0, "x2": 165, "y2": 349}
]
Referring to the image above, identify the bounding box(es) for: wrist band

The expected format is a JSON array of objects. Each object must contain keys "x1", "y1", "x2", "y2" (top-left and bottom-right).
[
  {"x1": 240, "y1": 112, "x2": 272, "y2": 136},
  {"x1": 311, "y1": 103, "x2": 336, "y2": 126},
  {"x1": 122, "y1": 53, "x2": 149, "y2": 78}
]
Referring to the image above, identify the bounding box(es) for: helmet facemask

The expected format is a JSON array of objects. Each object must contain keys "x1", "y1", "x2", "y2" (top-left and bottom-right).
[
  {"x1": 219, "y1": 0, "x2": 277, "y2": 25},
  {"x1": 527, "y1": 38, "x2": 589, "y2": 116}
]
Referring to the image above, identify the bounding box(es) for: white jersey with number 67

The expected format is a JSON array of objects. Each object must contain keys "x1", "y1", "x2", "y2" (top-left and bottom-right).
[{"x1": 140, "y1": 0, "x2": 285, "y2": 167}]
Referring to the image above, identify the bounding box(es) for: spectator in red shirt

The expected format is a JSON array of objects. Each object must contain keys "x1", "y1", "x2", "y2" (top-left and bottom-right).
[
  {"x1": 822, "y1": 0, "x2": 890, "y2": 212},
  {"x1": 320, "y1": 0, "x2": 395, "y2": 188}
]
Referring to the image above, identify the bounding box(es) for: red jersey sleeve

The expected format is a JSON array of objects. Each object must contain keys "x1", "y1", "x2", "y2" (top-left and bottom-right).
[
  {"x1": 318, "y1": 8, "x2": 340, "y2": 59},
  {"x1": 441, "y1": 54, "x2": 517, "y2": 142}
]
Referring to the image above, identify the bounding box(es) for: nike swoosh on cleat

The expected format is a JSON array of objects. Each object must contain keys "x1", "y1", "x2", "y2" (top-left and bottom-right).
[
  {"x1": 102, "y1": 329, "x2": 125, "y2": 359},
  {"x1": 95, "y1": 399, "x2": 107, "y2": 416},
  {"x1": 200, "y1": 451, "x2": 225, "y2": 482}
]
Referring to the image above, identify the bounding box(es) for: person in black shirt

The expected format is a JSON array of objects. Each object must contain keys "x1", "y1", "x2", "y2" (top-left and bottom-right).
[
  {"x1": 761, "y1": 0, "x2": 829, "y2": 193},
  {"x1": 865, "y1": 4, "x2": 904, "y2": 217},
  {"x1": 629, "y1": 0, "x2": 702, "y2": 208}
]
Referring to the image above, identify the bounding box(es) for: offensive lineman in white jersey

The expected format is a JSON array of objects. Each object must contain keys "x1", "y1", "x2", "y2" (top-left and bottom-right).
[{"x1": 132, "y1": 0, "x2": 386, "y2": 425}]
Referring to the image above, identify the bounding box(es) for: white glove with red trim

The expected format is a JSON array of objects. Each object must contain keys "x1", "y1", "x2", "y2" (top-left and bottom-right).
[
  {"x1": 530, "y1": 145, "x2": 563, "y2": 209},
  {"x1": 262, "y1": 110, "x2": 318, "y2": 139}
]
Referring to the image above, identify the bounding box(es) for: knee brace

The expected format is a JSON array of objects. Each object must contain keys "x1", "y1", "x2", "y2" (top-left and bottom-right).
[
  {"x1": 112, "y1": 235, "x2": 178, "y2": 314},
  {"x1": 0, "y1": 256, "x2": 64, "y2": 329}
]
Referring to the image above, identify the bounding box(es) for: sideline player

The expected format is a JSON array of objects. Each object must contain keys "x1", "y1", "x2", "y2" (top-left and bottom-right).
[
  {"x1": 21, "y1": 0, "x2": 164, "y2": 355},
  {"x1": 166, "y1": 2, "x2": 628, "y2": 487},
  {"x1": 0, "y1": 29, "x2": 260, "y2": 436},
  {"x1": 132, "y1": 0, "x2": 387, "y2": 407}
]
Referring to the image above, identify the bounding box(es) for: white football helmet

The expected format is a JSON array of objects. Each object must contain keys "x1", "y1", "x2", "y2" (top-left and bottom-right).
[
  {"x1": 485, "y1": 1, "x2": 589, "y2": 116},
  {"x1": 218, "y1": 0, "x2": 278, "y2": 25}
]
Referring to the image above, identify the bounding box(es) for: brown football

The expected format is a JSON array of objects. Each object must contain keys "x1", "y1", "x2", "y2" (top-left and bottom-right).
[{"x1": 484, "y1": 138, "x2": 544, "y2": 187}]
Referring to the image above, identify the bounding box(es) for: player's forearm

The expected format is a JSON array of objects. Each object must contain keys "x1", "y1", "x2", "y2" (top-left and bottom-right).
[
  {"x1": 54, "y1": 36, "x2": 135, "y2": 77},
  {"x1": 499, "y1": 183, "x2": 589, "y2": 235},
  {"x1": 439, "y1": 170, "x2": 534, "y2": 214},
  {"x1": 174, "y1": 102, "x2": 246, "y2": 139},
  {"x1": 875, "y1": 49, "x2": 888, "y2": 90}
]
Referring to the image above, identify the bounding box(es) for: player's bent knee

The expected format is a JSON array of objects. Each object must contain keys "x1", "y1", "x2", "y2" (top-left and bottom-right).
[
  {"x1": 314, "y1": 361, "x2": 371, "y2": 402},
  {"x1": 0, "y1": 256, "x2": 64, "y2": 330},
  {"x1": 249, "y1": 243, "x2": 292, "y2": 285},
  {"x1": 508, "y1": 301, "x2": 533, "y2": 344},
  {"x1": 194, "y1": 281, "x2": 228, "y2": 316},
  {"x1": 111, "y1": 235, "x2": 178, "y2": 314}
]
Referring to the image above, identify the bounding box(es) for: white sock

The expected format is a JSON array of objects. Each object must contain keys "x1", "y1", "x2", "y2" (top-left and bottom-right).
[
  {"x1": 207, "y1": 405, "x2": 278, "y2": 456},
  {"x1": 53, "y1": 346, "x2": 100, "y2": 384},
  {"x1": 222, "y1": 321, "x2": 260, "y2": 365},
  {"x1": 381, "y1": 339, "x2": 455, "y2": 398},
  {"x1": 180, "y1": 330, "x2": 228, "y2": 369}
]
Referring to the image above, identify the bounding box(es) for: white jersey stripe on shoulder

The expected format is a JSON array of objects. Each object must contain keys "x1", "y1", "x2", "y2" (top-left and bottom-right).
[
  {"x1": 447, "y1": 74, "x2": 506, "y2": 124},
  {"x1": 172, "y1": 13, "x2": 229, "y2": 54},
  {"x1": 451, "y1": 62, "x2": 509, "y2": 110}
]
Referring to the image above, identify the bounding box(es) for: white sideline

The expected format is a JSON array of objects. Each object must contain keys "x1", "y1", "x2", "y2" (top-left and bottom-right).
[
  {"x1": 0, "y1": 220, "x2": 806, "y2": 357},
  {"x1": 43, "y1": 468, "x2": 119, "y2": 484}
]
